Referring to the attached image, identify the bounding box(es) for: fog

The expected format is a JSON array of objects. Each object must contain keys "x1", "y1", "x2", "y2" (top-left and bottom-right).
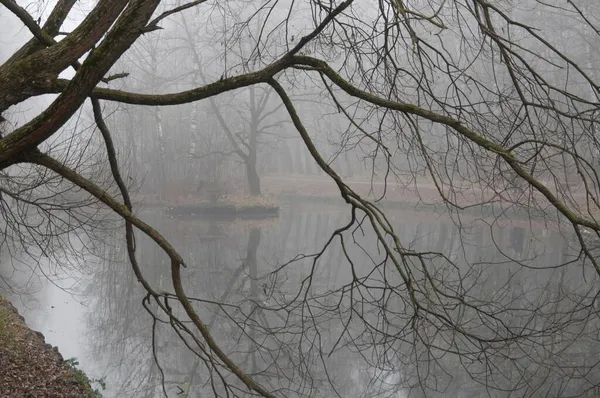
[{"x1": 2, "y1": 1, "x2": 600, "y2": 397}]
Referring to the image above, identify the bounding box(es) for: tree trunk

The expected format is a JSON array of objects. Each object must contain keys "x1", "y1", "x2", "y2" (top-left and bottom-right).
[{"x1": 246, "y1": 161, "x2": 261, "y2": 196}]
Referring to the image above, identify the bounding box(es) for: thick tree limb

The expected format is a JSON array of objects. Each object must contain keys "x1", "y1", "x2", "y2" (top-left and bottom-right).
[
  {"x1": 0, "y1": 0, "x2": 56, "y2": 45},
  {"x1": 0, "y1": 0, "x2": 160, "y2": 169},
  {"x1": 38, "y1": 61, "x2": 292, "y2": 105},
  {"x1": 28, "y1": 152, "x2": 183, "y2": 265},
  {"x1": 28, "y1": 149, "x2": 280, "y2": 398},
  {"x1": 289, "y1": 56, "x2": 600, "y2": 232},
  {"x1": 30, "y1": 48, "x2": 600, "y2": 233},
  {"x1": 0, "y1": 0, "x2": 130, "y2": 110},
  {"x1": 4, "y1": 0, "x2": 77, "y2": 64}
]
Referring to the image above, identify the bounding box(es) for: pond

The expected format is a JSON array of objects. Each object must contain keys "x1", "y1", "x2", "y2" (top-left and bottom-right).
[{"x1": 2, "y1": 201, "x2": 599, "y2": 397}]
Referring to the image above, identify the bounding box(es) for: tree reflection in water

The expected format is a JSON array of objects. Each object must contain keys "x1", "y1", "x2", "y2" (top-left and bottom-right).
[{"x1": 83, "y1": 203, "x2": 598, "y2": 397}]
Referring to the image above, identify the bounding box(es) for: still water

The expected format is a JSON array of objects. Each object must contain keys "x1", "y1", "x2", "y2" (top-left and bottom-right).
[{"x1": 3, "y1": 201, "x2": 600, "y2": 397}]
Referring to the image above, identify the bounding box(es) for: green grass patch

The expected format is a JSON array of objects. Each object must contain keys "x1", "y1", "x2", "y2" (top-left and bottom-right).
[{"x1": 64, "y1": 357, "x2": 106, "y2": 397}]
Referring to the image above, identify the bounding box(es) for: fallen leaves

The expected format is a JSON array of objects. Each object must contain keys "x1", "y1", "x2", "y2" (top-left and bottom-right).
[{"x1": 0, "y1": 297, "x2": 96, "y2": 398}]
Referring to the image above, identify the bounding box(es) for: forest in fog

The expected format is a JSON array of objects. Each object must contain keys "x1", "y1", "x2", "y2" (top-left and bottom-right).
[{"x1": 2, "y1": 0, "x2": 600, "y2": 397}]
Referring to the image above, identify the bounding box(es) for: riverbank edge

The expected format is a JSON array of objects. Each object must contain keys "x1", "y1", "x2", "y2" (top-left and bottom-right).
[
  {"x1": 0, "y1": 296, "x2": 99, "y2": 397},
  {"x1": 134, "y1": 176, "x2": 575, "y2": 223},
  {"x1": 136, "y1": 192, "x2": 551, "y2": 225}
]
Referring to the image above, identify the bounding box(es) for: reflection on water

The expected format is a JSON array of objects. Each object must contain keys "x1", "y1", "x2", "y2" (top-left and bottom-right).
[{"x1": 2, "y1": 202, "x2": 600, "y2": 397}]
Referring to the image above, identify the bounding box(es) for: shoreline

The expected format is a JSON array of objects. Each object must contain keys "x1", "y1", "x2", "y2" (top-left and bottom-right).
[{"x1": 0, "y1": 296, "x2": 100, "y2": 397}]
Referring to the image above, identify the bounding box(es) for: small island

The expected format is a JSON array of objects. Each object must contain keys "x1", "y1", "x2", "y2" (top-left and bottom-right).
[{"x1": 165, "y1": 195, "x2": 280, "y2": 219}]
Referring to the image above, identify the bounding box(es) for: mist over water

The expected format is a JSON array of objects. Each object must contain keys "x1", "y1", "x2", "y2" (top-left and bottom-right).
[
  {"x1": 5, "y1": 201, "x2": 593, "y2": 397},
  {"x1": 3, "y1": 1, "x2": 600, "y2": 397}
]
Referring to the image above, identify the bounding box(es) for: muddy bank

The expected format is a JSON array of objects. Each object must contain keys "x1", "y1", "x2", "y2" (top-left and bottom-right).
[{"x1": 0, "y1": 296, "x2": 99, "y2": 398}]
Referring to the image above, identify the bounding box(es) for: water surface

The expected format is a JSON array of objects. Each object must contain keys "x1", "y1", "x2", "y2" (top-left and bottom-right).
[{"x1": 3, "y1": 201, "x2": 598, "y2": 397}]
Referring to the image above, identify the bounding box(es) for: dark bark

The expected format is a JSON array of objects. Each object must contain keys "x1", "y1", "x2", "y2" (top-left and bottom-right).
[
  {"x1": 0, "y1": 0, "x2": 130, "y2": 111},
  {"x1": 0, "y1": 0, "x2": 159, "y2": 169},
  {"x1": 246, "y1": 160, "x2": 261, "y2": 196},
  {"x1": 4, "y1": 0, "x2": 78, "y2": 65}
]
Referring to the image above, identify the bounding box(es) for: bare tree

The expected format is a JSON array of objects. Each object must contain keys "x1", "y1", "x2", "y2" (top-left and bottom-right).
[
  {"x1": 3, "y1": 0, "x2": 600, "y2": 396},
  {"x1": 178, "y1": 9, "x2": 289, "y2": 196}
]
